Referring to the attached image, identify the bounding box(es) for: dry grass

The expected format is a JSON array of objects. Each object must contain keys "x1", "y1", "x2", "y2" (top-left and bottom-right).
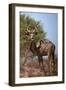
[{"x1": 20, "y1": 58, "x2": 58, "y2": 78}]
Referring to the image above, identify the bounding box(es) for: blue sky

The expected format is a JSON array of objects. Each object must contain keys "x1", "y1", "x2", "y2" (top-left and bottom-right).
[{"x1": 20, "y1": 12, "x2": 58, "y2": 55}]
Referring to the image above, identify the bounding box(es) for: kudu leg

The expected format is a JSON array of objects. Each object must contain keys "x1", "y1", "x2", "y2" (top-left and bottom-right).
[
  {"x1": 41, "y1": 61, "x2": 46, "y2": 76},
  {"x1": 48, "y1": 53, "x2": 52, "y2": 75},
  {"x1": 38, "y1": 56, "x2": 46, "y2": 76},
  {"x1": 49, "y1": 58, "x2": 55, "y2": 75}
]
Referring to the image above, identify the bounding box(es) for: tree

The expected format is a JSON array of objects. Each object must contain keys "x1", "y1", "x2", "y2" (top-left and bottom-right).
[{"x1": 20, "y1": 14, "x2": 46, "y2": 48}]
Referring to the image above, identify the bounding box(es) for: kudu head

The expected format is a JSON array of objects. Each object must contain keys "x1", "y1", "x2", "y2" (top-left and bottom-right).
[{"x1": 25, "y1": 26, "x2": 37, "y2": 40}]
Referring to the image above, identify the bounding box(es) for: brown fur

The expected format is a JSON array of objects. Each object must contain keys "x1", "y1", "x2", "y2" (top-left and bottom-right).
[{"x1": 30, "y1": 40, "x2": 55, "y2": 75}]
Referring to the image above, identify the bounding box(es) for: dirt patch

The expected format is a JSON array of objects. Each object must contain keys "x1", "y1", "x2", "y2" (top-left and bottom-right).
[{"x1": 20, "y1": 59, "x2": 57, "y2": 78}]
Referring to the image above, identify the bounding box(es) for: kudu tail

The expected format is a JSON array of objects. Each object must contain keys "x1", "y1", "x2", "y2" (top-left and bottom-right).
[{"x1": 52, "y1": 45, "x2": 55, "y2": 60}]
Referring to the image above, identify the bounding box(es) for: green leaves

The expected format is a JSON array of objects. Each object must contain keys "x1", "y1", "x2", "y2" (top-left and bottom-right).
[{"x1": 20, "y1": 14, "x2": 46, "y2": 48}]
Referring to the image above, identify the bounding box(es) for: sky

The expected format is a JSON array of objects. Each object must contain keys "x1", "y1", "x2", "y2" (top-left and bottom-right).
[{"x1": 20, "y1": 12, "x2": 58, "y2": 55}]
